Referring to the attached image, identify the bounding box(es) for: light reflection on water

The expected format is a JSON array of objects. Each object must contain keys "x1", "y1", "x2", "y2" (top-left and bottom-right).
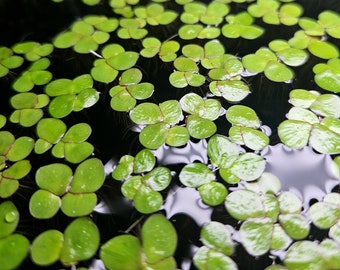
[{"x1": 261, "y1": 143, "x2": 339, "y2": 207}]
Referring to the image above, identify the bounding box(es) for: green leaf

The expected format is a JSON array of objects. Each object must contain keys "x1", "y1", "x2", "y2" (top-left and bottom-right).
[
  {"x1": 165, "y1": 126, "x2": 190, "y2": 147},
  {"x1": 289, "y1": 89, "x2": 319, "y2": 108},
  {"x1": 133, "y1": 149, "x2": 155, "y2": 174},
  {"x1": 142, "y1": 167, "x2": 172, "y2": 191},
  {"x1": 91, "y1": 61, "x2": 119, "y2": 83},
  {"x1": 110, "y1": 86, "x2": 137, "y2": 112},
  {"x1": 159, "y1": 100, "x2": 182, "y2": 125},
  {"x1": 70, "y1": 158, "x2": 104, "y2": 193},
  {"x1": 226, "y1": 105, "x2": 261, "y2": 128},
  {"x1": 0, "y1": 234, "x2": 29, "y2": 270},
  {"x1": 48, "y1": 95, "x2": 74, "y2": 118},
  {"x1": 108, "y1": 52, "x2": 139, "y2": 70},
  {"x1": 121, "y1": 176, "x2": 142, "y2": 199},
  {"x1": 139, "y1": 123, "x2": 168, "y2": 149},
  {"x1": 29, "y1": 190, "x2": 61, "y2": 219},
  {"x1": 225, "y1": 189, "x2": 265, "y2": 220},
  {"x1": 2, "y1": 160, "x2": 31, "y2": 179},
  {"x1": 6, "y1": 136, "x2": 34, "y2": 162},
  {"x1": 198, "y1": 182, "x2": 228, "y2": 206},
  {"x1": 284, "y1": 241, "x2": 326, "y2": 269},
  {"x1": 186, "y1": 115, "x2": 217, "y2": 139},
  {"x1": 100, "y1": 235, "x2": 142, "y2": 270},
  {"x1": 308, "y1": 199, "x2": 340, "y2": 229},
  {"x1": 209, "y1": 80, "x2": 250, "y2": 102},
  {"x1": 310, "y1": 121, "x2": 340, "y2": 154},
  {"x1": 178, "y1": 24, "x2": 204, "y2": 40},
  {"x1": 31, "y1": 230, "x2": 64, "y2": 266},
  {"x1": 36, "y1": 163, "x2": 72, "y2": 195},
  {"x1": 277, "y1": 191, "x2": 302, "y2": 214},
  {"x1": 193, "y1": 246, "x2": 237, "y2": 270},
  {"x1": 60, "y1": 217, "x2": 100, "y2": 265},
  {"x1": 142, "y1": 214, "x2": 177, "y2": 264},
  {"x1": 310, "y1": 94, "x2": 340, "y2": 118},
  {"x1": 0, "y1": 201, "x2": 19, "y2": 238},
  {"x1": 230, "y1": 153, "x2": 266, "y2": 181},
  {"x1": 133, "y1": 185, "x2": 163, "y2": 214},
  {"x1": 130, "y1": 103, "x2": 162, "y2": 124},
  {"x1": 229, "y1": 126, "x2": 269, "y2": 150},
  {"x1": 207, "y1": 134, "x2": 239, "y2": 168},
  {"x1": 279, "y1": 213, "x2": 310, "y2": 240},
  {"x1": 271, "y1": 224, "x2": 292, "y2": 251},
  {"x1": 264, "y1": 62, "x2": 294, "y2": 82},
  {"x1": 61, "y1": 193, "x2": 97, "y2": 217},
  {"x1": 308, "y1": 40, "x2": 339, "y2": 59},
  {"x1": 278, "y1": 120, "x2": 312, "y2": 149},
  {"x1": 179, "y1": 162, "x2": 215, "y2": 188},
  {"x1": 287, "y1": 107, "x2": 319, "y2": 124},
  {"x1": 0, "y1": 179, "x2": 19, "y2": 199},
  {"x1": 240, "y1": 217, "x2": 273, "y2": 256},
  {"x1": 200, "y1": 221, "x2": 234, "y2": 256}
]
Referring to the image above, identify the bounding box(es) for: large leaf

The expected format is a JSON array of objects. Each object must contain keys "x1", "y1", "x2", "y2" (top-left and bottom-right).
[{"x1": 142, "y1": 214, "x2": 177, "y2": 264}]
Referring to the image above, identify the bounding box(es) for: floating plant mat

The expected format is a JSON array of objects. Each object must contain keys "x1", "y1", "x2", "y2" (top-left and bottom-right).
[{"x1": 0, "y1": 0, "x2": 340, "y2": 270}]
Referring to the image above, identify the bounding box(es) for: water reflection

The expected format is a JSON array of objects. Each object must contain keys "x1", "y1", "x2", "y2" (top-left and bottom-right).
[{"x1": 261, "y1": 143, "x2": 339, "y2": 207}]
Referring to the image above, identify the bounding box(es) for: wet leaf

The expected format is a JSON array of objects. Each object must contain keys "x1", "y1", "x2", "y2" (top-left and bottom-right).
[
  {"x1": 0, "y1": 201, "x2": 19, "y2": 238},
  {"x1": 179, "y1": 162, "x2": 215, "y2": 188},
  {"x1": 198, "y1": 182, "x2": 228, "y2": 206},
  {"x1": 240, "y1": 217, "x2": 273, "y2": 256},
  {"x1": 279, "y1": 214, "x2": 310, "y2": 240},
  {"x1": 142, "y1": 167, "x2": 172, "y2": 191},
  {"x1": 225, "y1": 189, "x2": 265, "y2": 220},
  {"x1": 29, "y1": 190, "x2": 61, "y2": 219},
  {"x1": 200, "y1": 221, "x2": 234, "y2": 256},
  {"x1": 284, "y1": 241, "x2": 326, "y2": 269},
  {"x1": 61, "y1": 193, "x2": 97, "y2": 217},
  {"x1": 36, "y1": 163, "x2": 72, "y2": 196},
  {"x1": 278, "y1": 120, "x2": 312, "y2": 149},
  {"x1": 0, "y1": 234, "x2": 29, "y2": 270},
  {"x1": 60, "y1": 217, "x2": 100, "y2": 265},
  {"x1": 230, "y1": 153, "x2": 266, "y2": 181},
  {"x1": 186, "y1": 115, "x2": 217, "y2": 139},
  {"x1": 207, "y1": 134, "x2": 239, "y2": 168},
  {"x1": 139, "y1": 123, "x2": 168, "y2": 149},
  {"x1": 100, "y1": 235, "x2": 142, "y2": 270},
  {"x1": 31, "y1": 230, "x2": 64, "y2": 266},
  {"x1": 142, "y1": 214, "x2": 177, "y2": 264},
  {"x1": 134, "y1": 185, "x2": 163, "y2": 214},
  {"x1": 193, "y1": 246, "x2": 237, "y2": 270}
]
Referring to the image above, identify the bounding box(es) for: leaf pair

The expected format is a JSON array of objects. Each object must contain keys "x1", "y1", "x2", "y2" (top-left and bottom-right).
[
  {"x1": 31, "y1": 217, "x2": 100, "y2": 267},
  {"x1": 208, "y1": 134, "x2": 266, "y2": 183},
  {"x1": 0, "y1": 131, "x2": 33, "y2": 198},
  {"x1": 179, "y1": 162, "x2": 228, "y2": 206},
  {"x1": 100, "y1": 214, "x2": 177, "y2": 270},
  {"x1": 193, "y1": 222, "x2": 237, "y2": 270},
  {"x1": 109, "y1": 68, "x2": 154, "y2": 112},
  {"x1": 278, "y1": 89, "x2": 340, "y2": 154},
  {"x1": 29, "y1": 158, "x2": 105, "y2": 218},
  {"x1": 35, "y1": 119, "x2": 94, "y2": 163},
  {"x1": 91, "y1": 43, "x2": 139, "y2": 83},
  {"x1": 0, "y1": 201, "x2": 29, "y2": 270}
]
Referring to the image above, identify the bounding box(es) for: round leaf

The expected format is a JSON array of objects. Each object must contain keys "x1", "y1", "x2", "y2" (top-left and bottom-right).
[
  {"x1": 0, "y1": 201, "x2": 19, "y2": 238},
  {"x1": 142, "y1": 167, "x2": 172, "y2": 191},
  {"x1": 179, "y1": 162, "x2": 216, "y2": 188},
  {"x1": 198, "y1": 182, "x2": 228, "y2": 206},
  {"x1": 100, "y1": 235, "x2": 142, "y2": 270},
  {"x1": 60, "y1": 217, "x2": 100, "y2": 265},
  {"x1": 0, "y1": 234, "x2": 29, "y2": 270},
  {"x1": 133, "y1": 185, "x2": 163, "y2": 214},
  {"x1": 29, "y1": 190, "x2": 61, "y2": 219},
  {"x1": 31, "y1": 230, "x2": 64, "y2": 266},
  {"x1": 142, "y1": 214, "x2": 177, "y2": 264},
  {"x1": 230, "y1": 153, "x2": 266, "y2": 181},
  {"x1": 61, "y1": 193, "x2": 97, "y2": 217}
]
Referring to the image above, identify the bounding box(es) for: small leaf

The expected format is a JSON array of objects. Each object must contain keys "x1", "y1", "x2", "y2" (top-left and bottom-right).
[
  {"x1": 186, "y1": 115, "x2": 217, "y2": 139},
  {"x1": 198, "y1": 182, "x2": 228, "y2": 206},
  {"x1": 225, "y1": 189, "x2": 265, "y2": 220},
  {"x1": 179, "y1": 162, "x2": 215, "y2": 188},
  {"x1": 142, "y1": 167, "x2": 172, "y2": 191},
  {"x1": 226, "y1": 105, "x2": 260, "y2": 128},
  {"x1": 279, "y1": 214, "x2": 310, "y2": 240},
  {"x1": 139, "y1": 123, "x2": 168, "y2": 149},
  {"x1": 0, "y1": 201, "x2": 19, "y2": 238},
  {"x1": 278, "y1": 120, "x2": 312, "y2": 149},
  {"x1": 133, "y1": 185, "x2": 163, "y2": 214},
  {"x1": 61, "y1": 193, "x2": 97, "y2": 217},
  {"x1": 230, "y1": 153, "x2": 266, "y2": 181},
  {"x1": 29, "y1": 190, "x2": 61, "y2": 219},
  {"x1": 133, "y1": 149, "x2": 155, "y2": 174}
]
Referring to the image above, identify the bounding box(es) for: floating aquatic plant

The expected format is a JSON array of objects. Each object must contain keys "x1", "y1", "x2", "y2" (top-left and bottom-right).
[
  {"x1": 0, "y1": 47, "x2": 24, "y2": 77},
  {"x1": 1, "y1": 0, "x2": 340, "y2": 269}
]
